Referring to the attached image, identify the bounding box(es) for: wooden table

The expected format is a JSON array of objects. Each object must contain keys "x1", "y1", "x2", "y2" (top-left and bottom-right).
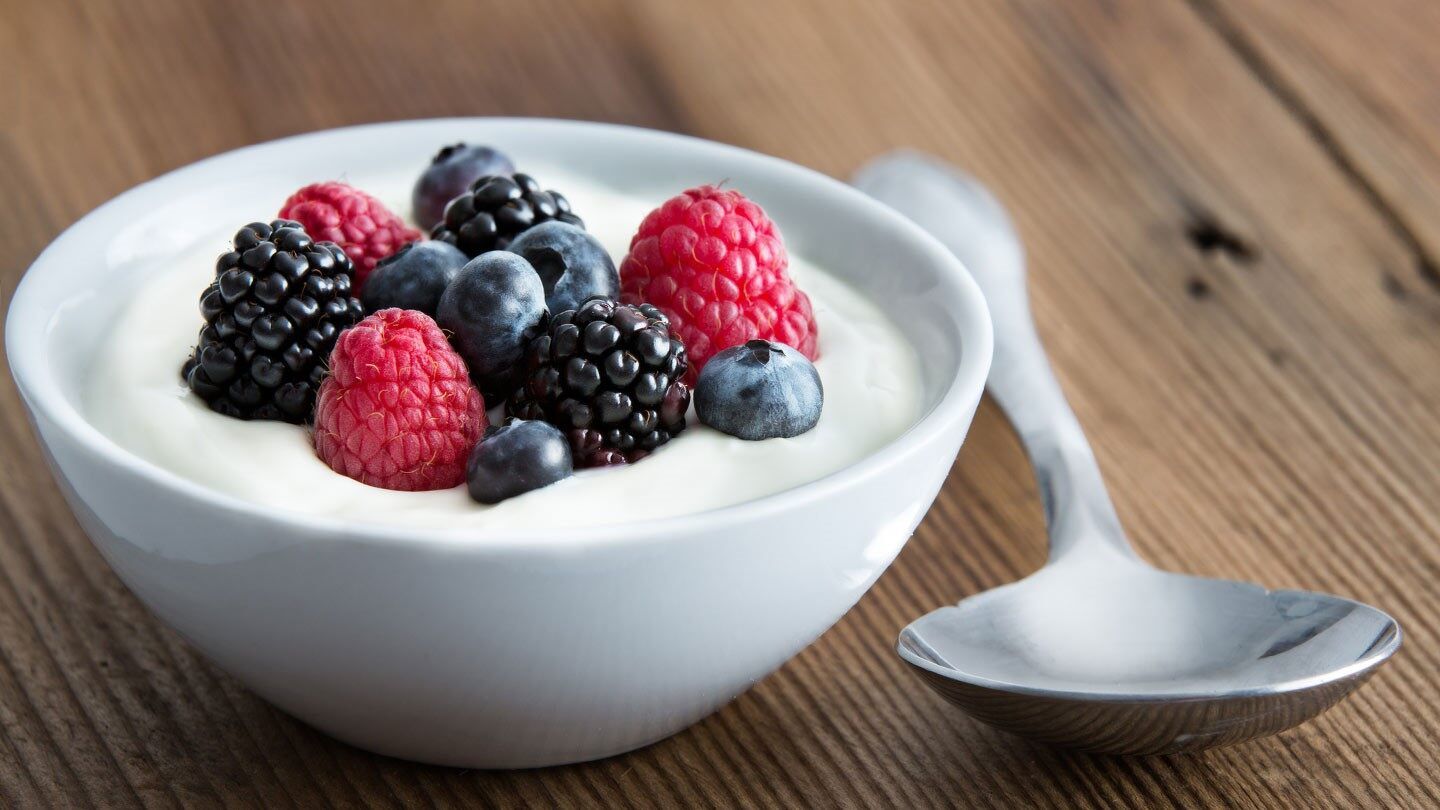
[{"x1": 4, "y1": 0, "x2": 1438, "y2": 806}]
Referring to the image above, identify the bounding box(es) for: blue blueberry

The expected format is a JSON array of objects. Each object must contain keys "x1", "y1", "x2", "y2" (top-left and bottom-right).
[
  {"x1": 695, "y1": 340, "x2": 823, "y2": 440},
  {"x1": 412, "y1": 143, "x2": 516, "y2": 231},
  {"x1": 505, "y1": 221, "x2": 619, "y2": 313},
  {"x1": 467, "y1": 419, "x2": 574, "y2": 504},
  {"x1": 360, "y1": 241, "x2": 469, "y2": 316},
  {"x1": 436, "y1": 251, "x2": 547, "y2": 399}
]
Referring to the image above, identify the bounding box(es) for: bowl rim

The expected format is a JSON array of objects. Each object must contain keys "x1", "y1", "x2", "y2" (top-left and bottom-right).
[{"x1": 6, "y1": 117, "x2": 993, "y2": 551}]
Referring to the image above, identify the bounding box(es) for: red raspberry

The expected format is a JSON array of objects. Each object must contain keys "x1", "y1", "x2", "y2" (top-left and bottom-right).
[
  {"x1": 620, "y1": 186, "x2": 818, "y2": 378},
  {"x1": 314, "y1": 309, "x2": 487, "y2": 491},
  {"x1": 279, "y1": 182, "x2": 421, "y2": 292}
]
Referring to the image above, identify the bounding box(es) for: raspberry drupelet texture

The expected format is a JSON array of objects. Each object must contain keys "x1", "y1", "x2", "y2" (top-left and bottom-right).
[
  {"x1": 313, "y1": 309, "x2": 487, "y2": 491},
  {"x1": 619, "y1": 186, "x2": 818, "y2": 379},
  {"x1": 279, "y1": 182, "x2": 421, "y2": 292}
]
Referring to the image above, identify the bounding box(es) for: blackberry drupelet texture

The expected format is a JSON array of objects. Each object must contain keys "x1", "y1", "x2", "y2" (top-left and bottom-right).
[
  {"x1": 412, "y1": 143, "x2": 516, "y2": 231},
  {"x1": 430, "y1": 173, "x2": 583, "y2": 258},
  {"x1": 508, "y1": 298, "x2": 690, "y2": 467},
  {"x1": 181, "y1": 219, "x2": 364, "y2": 423}
]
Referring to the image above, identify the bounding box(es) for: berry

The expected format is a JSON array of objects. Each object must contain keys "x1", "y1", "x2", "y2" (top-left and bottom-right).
[
  {"x1": 466, "y1": 419, "x2": 574, "y2": 504},
  {"x1": 506, "y1": 221, "x2": 619, "y2": 314},
  {"x1": 620, "y1": 186, "x2": 818, "y2": 379},
  {"x1": 279, "y1": 182, "x2": 421, "y2": 292},
  {"x1": 313, "y1": 309, "x2": 487, "y2": 491},
  {"x1": 412, "y1": 143, "x2": 516, "y2": 231},
  {"x1": 181, "y1": 219, "x2": 363, "y2": 422},
  {"x1": 695, "y1": 340, "x2": 823, "y2": 440},
  {"x1": 508, "y1": 298, "x2": 690, "y2": 467},
  {"x1": 430, "y1": 173, "x2": 583, "y2": 258},
  {"x1": 435, "y1": 252, "x2": 549, "y2": 401},
  {"x1": 360, "y1": 240, "x2": 468, "y2": 317}
]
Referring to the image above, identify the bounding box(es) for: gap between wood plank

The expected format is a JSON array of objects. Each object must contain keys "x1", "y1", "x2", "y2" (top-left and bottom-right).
[{"x1": 1186, "y1": 0, "x2": 1440, "y2": 291}]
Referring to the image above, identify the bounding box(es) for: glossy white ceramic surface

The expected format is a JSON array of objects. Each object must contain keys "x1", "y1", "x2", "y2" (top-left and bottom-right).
[{"x1": 7, "y1": 119, "x2": 992, "y2": 768}]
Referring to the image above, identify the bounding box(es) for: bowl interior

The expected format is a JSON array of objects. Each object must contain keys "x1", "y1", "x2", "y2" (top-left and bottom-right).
[{"x1": 8, "y1": 119, "x2": 991, "y2": 532}]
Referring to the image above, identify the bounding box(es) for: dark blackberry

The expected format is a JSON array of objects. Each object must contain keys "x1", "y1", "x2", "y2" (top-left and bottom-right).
[
  {"x1": 430, "y1": 173, "x2": 583, "y2": 258},
  {"x1": 507, "y1": 298, "x2": 690, "y2": 467},
  {"x1": 180, "y1": 219, "x2": 364, "y2": 423}
]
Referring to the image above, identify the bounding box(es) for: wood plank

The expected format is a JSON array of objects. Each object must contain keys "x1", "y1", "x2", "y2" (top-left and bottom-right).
[
  {"x1": 1198, "y1": 0, "x2": 1440, "y2": 303},
  {"x1": 2, "y1": 0, "x2": 1438, "y2": 807}
]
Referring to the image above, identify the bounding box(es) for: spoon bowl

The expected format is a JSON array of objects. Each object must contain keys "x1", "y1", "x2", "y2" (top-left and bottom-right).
[
  {"x1": 855, "y1": 151, "x2": 1401, "y2": 755},
  {"x1": 900, "y1": 555, "x2": 1399, "y2": 753}
]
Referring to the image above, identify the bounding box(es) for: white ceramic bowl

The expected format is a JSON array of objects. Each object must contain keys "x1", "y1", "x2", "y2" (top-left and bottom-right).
[{"x1": 6, "y1": 119, "x2": 992, "y2": 768}]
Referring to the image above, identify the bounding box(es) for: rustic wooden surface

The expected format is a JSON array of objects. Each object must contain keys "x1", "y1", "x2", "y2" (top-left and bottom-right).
[{"x1": 3, "y1": 0, "x2": 1438, "y2": 806}]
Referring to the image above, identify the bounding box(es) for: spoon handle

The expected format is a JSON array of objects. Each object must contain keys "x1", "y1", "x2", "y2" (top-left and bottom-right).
[
  {"x1": 981, "y1": 257, "x2": 1133, "y2": 562},
  {"x1": 853, "y1": 152, "x2": 1134, "y2": 562}
]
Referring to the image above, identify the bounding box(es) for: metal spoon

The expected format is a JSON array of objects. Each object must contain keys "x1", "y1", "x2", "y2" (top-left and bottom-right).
[{"x1": 853, "y1": 151, "x2": 1401, "y2": 754}]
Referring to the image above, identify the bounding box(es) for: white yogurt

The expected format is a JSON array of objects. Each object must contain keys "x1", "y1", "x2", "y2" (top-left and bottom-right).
[{"x1": 86, "y1": 170, "x2": 922, "y2": 529}]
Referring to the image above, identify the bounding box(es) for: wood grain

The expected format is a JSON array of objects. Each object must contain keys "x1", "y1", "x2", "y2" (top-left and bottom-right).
[
  {"x1": 1204, "y1": 0, "x2": 1440, "y2": 300},
  {"x1": 3, "y1": 0, "x2": 1438, "y2": 806}
]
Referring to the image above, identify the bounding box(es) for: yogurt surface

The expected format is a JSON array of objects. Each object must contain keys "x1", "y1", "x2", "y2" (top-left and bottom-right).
[{"x1": 86, "y1": 168, "x2": 922, "y2": 529}]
